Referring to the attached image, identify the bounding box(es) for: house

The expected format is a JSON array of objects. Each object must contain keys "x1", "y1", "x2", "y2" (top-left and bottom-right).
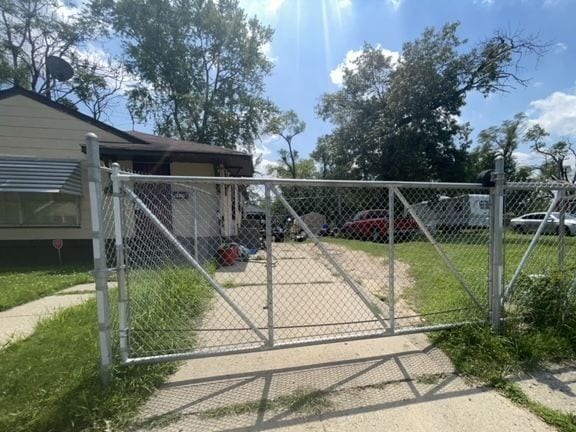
[{"x1": 0, "y1": 87, "x2": 254, "y2": 265}]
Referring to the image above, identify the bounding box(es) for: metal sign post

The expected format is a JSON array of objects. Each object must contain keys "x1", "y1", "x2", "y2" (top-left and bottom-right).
[{"x1": 52, "y1": 239, "x2": 63, "y2": 265}]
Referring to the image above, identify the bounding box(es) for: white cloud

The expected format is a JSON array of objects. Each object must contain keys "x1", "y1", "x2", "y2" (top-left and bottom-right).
[
  {"x1": 554, "y1": 42, "x2": 568, "y2": 53},
  {"x1": 260, "y1": 41, "x2": 277, "y2": 63},
  {"x1": 253, "y1": 135, "x2": 279, "y2": 176},
  {"x1": 71, "y1": 44, "x2": 140, "y2": 93},
  {"x1": 338, "y1": 0, "x2": 352, "y2": 9},
  {"x1": 513, "y1": 150, "x2": 543, "y2": 167},
  {"x1": 266, "y1": 0, "x2": 285, "y2": 15},
  {"x1": 527, "y1": 91, "x2": 576, "y2": 136},
  {"x1": 239, "y1": 0, "x2": 285, "y2": 18},
  {"x1": 386, "y1": 0, "x2": 403, "y2": 11},
  {"x1": 330, "y1": 46, "x2": 400, "y2": 86}
]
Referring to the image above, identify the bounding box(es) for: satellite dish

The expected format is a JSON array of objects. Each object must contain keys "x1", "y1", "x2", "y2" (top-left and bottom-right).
[{"x1": 46, "y1": 56, "x2": 74, "y2": 82}]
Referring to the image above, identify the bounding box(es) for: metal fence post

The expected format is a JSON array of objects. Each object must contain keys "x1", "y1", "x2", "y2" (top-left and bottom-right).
[
  {"x1": 388, "y1": 187, "x2": 396, "y2": 334},
  {"x1": 490, "y1": 155, "x2": 505, "y2": 332},
  {"x1": 111, "y1": 163, "x2": 129, "y2": 364},
  {"x1": 558, "y1": 189, "x2": 566, "y2": 271},
  {"x1": 193, "y1": 189, "x2": 199, "y2": 263},
  {"x1": 264, "y1": 184, "x2": 274, "y2": 346},
  {"x1": 86, "y1": 133, "x2": 113, "y2": 384}
]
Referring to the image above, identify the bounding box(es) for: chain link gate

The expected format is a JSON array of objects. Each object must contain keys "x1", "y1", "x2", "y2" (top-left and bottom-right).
[
  {"x1": 86, "y1": 132, "x2": 576, "y2": 385},
  {"x1": 91, "y1": 163, "x2": 501, "y2": 366}
]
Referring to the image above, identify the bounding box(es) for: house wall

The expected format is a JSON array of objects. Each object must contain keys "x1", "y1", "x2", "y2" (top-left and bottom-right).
[
  {"x1": 0, "y1": 94, "x2": 133, "y2": 242},
  {"x1": 0, "y1": 94, "x2": 238, "y2": 265},
  {"x1": 169, "y1": 162, "x2": 221, "y2": 260}
]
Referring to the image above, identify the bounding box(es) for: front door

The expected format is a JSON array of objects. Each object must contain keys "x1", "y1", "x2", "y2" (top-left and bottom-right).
[{"x1": 133, "y1": 161, "x2": 173, "y2": 234}]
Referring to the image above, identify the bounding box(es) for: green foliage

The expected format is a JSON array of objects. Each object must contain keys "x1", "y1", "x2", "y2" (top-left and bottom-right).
[
  {"x1": 0, "y1": 267, "x2": 213, "y2": 432},
  {"x1": 0, "y1": 0, "x2": 121, "y2": 117},
  {"x1": 526, "y1": 123, "x2": 576, "y2": 183},
  {"x1": 265, "y1": 110, "x2": 306, "y2": 179},
  {"x1": 434, "y1": 324, "x2": 517, "y2": 383},
  {"x1": 129, "y1": 266, "x2": 214, "y2": 356},
  {"x1": 0, "y1": 265, "x2": 93, "y2": 311},
  {"x1": 314, "y1": 23, "x2": 543, "y2": 181},
  {"x1": 111, "y1": 0, "x2": 275, "y2": 151},
  {"x1": 0, "y1": 299, "x2": 175, "y2": 432},
  {"x1": 511, "y1": 272, "x2": 576, "y2": 344},
  {"x1": 472, "y1": 113, "x2": 532, "y2": 181}
]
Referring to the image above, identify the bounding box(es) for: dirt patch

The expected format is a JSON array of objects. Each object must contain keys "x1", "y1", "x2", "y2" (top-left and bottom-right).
[{"x1": 309, "y1": 243, "x2": 414, "y2": 295}]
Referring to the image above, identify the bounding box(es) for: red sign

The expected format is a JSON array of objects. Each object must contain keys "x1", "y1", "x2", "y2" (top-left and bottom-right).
[{"x1": 52, "y1": 239, "x2": 63, "y2": 250}]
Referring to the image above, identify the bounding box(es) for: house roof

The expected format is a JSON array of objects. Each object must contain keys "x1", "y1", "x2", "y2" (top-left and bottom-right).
[
  {"x1": 98, "y1": 131, "x2": 254, "y2": 176},
  {"x1": 0, "y1": 86, "x2": 145, "y2": 145},
  {"x1": 0, "y1": 86, "x2": 254, "y2": 176}
]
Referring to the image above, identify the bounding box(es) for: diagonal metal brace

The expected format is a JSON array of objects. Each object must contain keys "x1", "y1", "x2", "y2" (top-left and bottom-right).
[
  {"x1": 271, "y1": 185, "x2": 389, "y2": 331},
  {"x1": 123, "y1": 185, "x2": 268, "y2": 344},
  {"x1": 395, "y1": 188, "x2": 483, "y2": 310}
]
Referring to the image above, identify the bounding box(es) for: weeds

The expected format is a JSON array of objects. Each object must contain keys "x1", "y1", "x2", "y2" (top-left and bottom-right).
[
  {"x1": 0, "y1": 266, "x2": 213, "y2": 432},
  {"x1": 129, "y1": 267, "x2": 213, "y2": 356},
  {"x1": 199, "y1": 387, "x2": 332, "y2": 419}
]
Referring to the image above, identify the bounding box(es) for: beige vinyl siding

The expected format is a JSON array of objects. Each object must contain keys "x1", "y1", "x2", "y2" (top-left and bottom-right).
[
  {"x1": 169, "y1": 162, "x2": 220, "y2": 238},
  {"x1": 0, "y1": 95, "x2": 134, "y2": 240}
]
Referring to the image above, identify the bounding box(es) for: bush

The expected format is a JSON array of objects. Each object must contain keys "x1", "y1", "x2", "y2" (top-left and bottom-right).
[{"x1": 511, "y1": 271, "x2": 576, "y2": 346}]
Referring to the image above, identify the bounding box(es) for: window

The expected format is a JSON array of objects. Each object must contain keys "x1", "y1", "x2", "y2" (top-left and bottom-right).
[{"x1": 0, "y1": 192, "x2": 80, "y2": 227}]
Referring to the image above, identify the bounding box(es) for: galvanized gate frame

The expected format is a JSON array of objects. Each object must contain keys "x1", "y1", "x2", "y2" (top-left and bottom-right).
[{"x1": 86, "y1": 134, "x2": 507, "y2": 382}]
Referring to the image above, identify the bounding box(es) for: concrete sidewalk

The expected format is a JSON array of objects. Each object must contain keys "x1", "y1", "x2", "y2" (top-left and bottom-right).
[
  {"x1": 0, "y1": 283, "x2": 97, "y2": 347},
  {"x1": 134, "y1": 335, "x2": 553, "y2": 432}
]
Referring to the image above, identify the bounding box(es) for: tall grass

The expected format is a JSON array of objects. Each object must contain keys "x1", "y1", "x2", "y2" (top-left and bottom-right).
[
  {"x1": 128, "y1": 266, "x2": 214, "y2": 357},
  {"x1": 0, "y1": 266, "x2": 213, "y2": 432}
]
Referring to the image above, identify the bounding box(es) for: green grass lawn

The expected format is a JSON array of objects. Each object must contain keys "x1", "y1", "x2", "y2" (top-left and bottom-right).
[
  {"x1": 327, "y1": 233, "x2": 576, "y2": 431},
  {"x1": 328, "y1": 231, "x2": 576, "y2": 326},
  {"x1": 0, "y1": 265, "x2": 94, "y2": 311},
  {"x1": 0, "y1": 266, "x2": 213, "y2": 432}
]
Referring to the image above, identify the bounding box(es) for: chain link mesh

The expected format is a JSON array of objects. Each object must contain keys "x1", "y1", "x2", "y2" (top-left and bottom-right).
[
  {"x1": 503, "y1": 184, "x2": 576, "y2": 306},
  {"x1": 107, "y1": 173, "x2": 501, "y2": 361},
  {"x1": 93, "y1": 167, "x2": 576, "y2": 363}
]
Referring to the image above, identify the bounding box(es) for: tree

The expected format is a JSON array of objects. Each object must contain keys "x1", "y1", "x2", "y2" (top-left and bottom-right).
[
  {"x1": 0, "y1": 0, "x2": 122, "y2": 118},
  {"x1": 109, "y1": 0, "x2": 274, "y2": 151},
  {"x1": 314, "y1": 23, "x2": 544, "y2": 181},
  {"x1": 472, "y1": 113, "x2": 532, "y2": 181},
  {"x1": 265, "y1": 110, "x2": 305, "y2": 178},
  {"x1": 525, "y1": 124, "x2": 576, "y2": 183}
]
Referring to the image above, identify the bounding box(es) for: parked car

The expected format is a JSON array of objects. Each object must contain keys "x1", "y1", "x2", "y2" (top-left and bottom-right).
[
  {"x1": 509, "y1": 212, "x2": 576, "y2": 235},
  {"x1": 341, "y1": 209, "x2": 420, "y2": 242}
]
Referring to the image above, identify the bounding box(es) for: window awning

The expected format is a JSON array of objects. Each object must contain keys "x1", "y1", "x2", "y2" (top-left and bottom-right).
[{"x1": 0, "y1": 156, "x2": 82, "y2": 196}]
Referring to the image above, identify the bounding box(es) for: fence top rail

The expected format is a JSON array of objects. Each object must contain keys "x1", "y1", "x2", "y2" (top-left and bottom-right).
[
  {"x1": 506, "y1": 181, "x2": 576, "y2": 192},
  {"x1": 113, "y1": 172, "x2": 489, "y2": 190}
]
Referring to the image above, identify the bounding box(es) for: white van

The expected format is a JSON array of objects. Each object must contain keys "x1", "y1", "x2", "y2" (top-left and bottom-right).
[{"x1": 411, "y1": 194, "x2": 490, "y2": 231}]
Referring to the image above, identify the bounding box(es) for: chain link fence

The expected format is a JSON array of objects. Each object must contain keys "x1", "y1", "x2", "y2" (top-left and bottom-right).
[
  {"x1": 99, "y1": 168, "x2": 499, "y2": 363},
  {"x1": 87, "y1": 145, "x2": 576, "y2": 368},
  {"x1": 502, "y1": 183, "x2": 576, "y2": 310}
]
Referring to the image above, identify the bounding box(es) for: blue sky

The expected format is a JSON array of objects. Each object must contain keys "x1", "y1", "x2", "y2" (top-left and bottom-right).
[
  {"x1": 79, "y1": 0, "x2": 576, "y2": 174},
  {"x1": 236, "y1": 0, "x2": 576, "y2": 173}
]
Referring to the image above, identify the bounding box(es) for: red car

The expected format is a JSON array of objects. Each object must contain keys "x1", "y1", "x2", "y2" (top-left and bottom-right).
[{"x1": 341, "y1": 209, "x2": 419, "y2": 242}]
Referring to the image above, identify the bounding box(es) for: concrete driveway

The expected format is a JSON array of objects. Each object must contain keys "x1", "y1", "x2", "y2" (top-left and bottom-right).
[{"x1": 132, "y1": 243, "x2": 553, "y2": 431}]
